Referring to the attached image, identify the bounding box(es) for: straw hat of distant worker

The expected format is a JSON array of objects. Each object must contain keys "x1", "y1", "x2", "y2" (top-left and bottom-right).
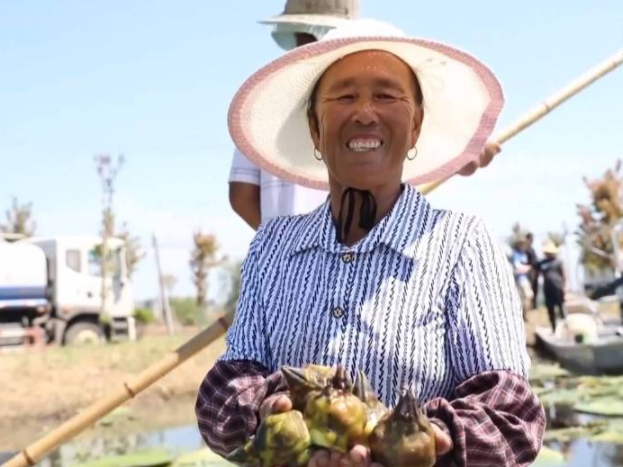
[{"x1": 542, "y1": 240, "x2": 560, "y2": 256}]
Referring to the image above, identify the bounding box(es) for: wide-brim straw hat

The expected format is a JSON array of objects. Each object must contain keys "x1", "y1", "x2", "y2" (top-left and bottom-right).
[
  {"x1": 543, "y1": 240, "x2": 560, "y2": 255},
  {"x1": 228, "y1": 19, "x2": 504, "y2": 190}
]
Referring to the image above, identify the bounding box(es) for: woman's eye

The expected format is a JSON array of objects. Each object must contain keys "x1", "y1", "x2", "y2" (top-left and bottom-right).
[
  {"x1": 377, "y1": 93, "x2": 396, "y2": 100},
  {"x1": 337, "y1": 94, "x2": 355, "y2": 101}
]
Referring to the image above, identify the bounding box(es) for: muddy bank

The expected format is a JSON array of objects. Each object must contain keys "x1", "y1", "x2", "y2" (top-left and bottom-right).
[
  {"x1": 1, "y1": 395, "x2": 200, "y2": 453},
  {"x1": 2, "y1": 306, "x2": 619, "y2": 454},
  {"x1": 0, "y1": 330, "x2": 225, "y2": 451}
]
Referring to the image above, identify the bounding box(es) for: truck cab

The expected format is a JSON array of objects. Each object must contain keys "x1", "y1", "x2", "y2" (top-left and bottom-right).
[{"x1": 0, "y1": 235, "x2": 136, "y2": 345}]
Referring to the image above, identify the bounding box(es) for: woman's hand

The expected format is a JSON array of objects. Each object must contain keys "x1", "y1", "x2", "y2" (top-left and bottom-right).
[
  {"x1": 306, "y1": 427, "x2": 451, "y2": 467},
  {"x1": 432, "y1": 424, "x2": 452, "y2": 456},
  {"x1": 308, "y1": 445, "x2": 371, "y2": 467},
  {"x1": 260, "y1": 395, "x2": 452, "y2": 467},
  {"x1": 259, "y1": 393, "x2": 293, "y2": 419},
  {"x1": 458, "y1": 141, "x2": 501, "y2": 176}
]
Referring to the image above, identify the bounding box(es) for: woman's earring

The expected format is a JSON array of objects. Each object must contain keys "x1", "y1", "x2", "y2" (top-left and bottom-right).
[
  {"x1": 314, "y1": 148, "x2": 323, "y2": 161},
  {"x1": 407, "y1": 146, "x2": 418, "y2": 161}
]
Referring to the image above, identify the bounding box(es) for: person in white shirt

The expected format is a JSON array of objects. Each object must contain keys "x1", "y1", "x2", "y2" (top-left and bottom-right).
[
  {"x1": 229, "y1": 0, "x2": 353, "y2": 229},
  {"x1": 229, "y1": 0, "x2": 501, "y2": 230}
]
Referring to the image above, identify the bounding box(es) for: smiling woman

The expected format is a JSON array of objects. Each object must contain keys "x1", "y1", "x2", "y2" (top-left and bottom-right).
[
  {"x1": 307, "y1": 50, "x2": 424, "y2": 244},
  {"x1": 196, "y1": 19, "x2": 545, "y2": 467}
]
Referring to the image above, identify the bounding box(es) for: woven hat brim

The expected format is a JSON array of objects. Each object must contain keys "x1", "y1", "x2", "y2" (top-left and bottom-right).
[
  {"x1": 543, "y1": 245, "x2": 560, "y2": 254},
  {"x1": 228, "y1": 36, "x2": 504, "y2": 190}
]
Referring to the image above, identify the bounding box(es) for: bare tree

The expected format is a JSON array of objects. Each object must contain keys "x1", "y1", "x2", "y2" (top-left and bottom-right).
[
  {"x1": 1, "y1": 197, "x2": 36, "y2": 237},
  {"x1": 190, "y1": 232, "x2": 226, "y2": 308},
  {"x1": 116, "y1": 222, "x2": 145, "y2": 278},
  {"x1": 94, "y1": 154, "x2": 124, "y2": 318},
  {"x1": 97, "y1": 209, "x2": 144, "y2": 279},
  {"x1": 576, "y1": 160, "x2": 623, "y2": 273}
]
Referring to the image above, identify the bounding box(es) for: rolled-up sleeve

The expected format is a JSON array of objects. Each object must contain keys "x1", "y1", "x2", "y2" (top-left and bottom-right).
[
  {"x1": 222, "y1": 227, "x2": 270, "y2": 364},
  {"x1": 195, "y1": 360, "x2": 287, "y2": 456},
  {"x1": 448, "y1": 219, "x2": 531, "y2": 378},
  {"x1": 196, "y1": 227, "x2": 285, "y2": 455},
  {"x1": 425, "y1": 220, "x2": 545, "y2": 467}
]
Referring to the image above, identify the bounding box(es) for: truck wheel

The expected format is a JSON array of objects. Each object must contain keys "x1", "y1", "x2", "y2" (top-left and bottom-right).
[{"x1": 64, "y1": 322, "x2": 105, "y2": 345}]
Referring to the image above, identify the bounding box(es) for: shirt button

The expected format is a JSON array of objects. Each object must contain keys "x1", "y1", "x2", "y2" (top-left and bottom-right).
[
  {"x1": 342, "y1": 252, "x2": 355, "y2": 264},
  {"x1": 332, "y1": 307, "x2": 345, "y2": 319}
]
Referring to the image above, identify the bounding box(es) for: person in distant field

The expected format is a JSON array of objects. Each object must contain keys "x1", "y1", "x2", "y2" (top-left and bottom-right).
[
  {"x1": 512, "y1": 237, "x2": 534, "y2": 320},
  {"x1": 228, "y1": 0, "x2": 354, "y2": 230},
  {"x1": 525, "y1": 232, "x2": 539, "y2": 308},
  {"x1": 538, "y1": 240, "x2": 566, "y2": 332},
  {"x1": 228, "y1": 0, "x2": 502, "y2": 230}
]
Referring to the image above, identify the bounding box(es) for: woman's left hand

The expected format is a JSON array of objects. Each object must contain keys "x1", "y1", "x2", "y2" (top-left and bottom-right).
[
  {"x1": 306, "y1": 427, "x2": 452, "y2": 467},
  {"x1": 458, "y1": 141, "x2": 501, "y2": 176}
]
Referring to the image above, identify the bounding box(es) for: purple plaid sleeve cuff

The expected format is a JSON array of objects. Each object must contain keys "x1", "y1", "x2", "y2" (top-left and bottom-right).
[
  {"x1": 195, "y1": 359, "x2": 288, "y2": 456},
  {"x1": 196, "y1": 363, "x2": 544, "y2": 466},
  {"x1": 425, "y1": 370, "x2": 545, "y2": 467}
]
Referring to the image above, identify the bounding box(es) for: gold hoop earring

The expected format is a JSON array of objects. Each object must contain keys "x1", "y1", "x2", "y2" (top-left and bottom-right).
[
  {"x1": 407, "y1": 146, "x2": 418, "y2": 161},
  {"x1": 314, "y1": 148, "x2": 323, "y2": 161}
]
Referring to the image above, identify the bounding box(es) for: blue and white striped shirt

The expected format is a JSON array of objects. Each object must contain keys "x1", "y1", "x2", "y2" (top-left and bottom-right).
[{"x1": 223, "y1": 184, "x2": 529, "y2": 407}]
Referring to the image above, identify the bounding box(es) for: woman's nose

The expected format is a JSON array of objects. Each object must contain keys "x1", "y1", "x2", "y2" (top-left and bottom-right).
[{"x1": 353, "y1": 98, "x2": 377, "y2": 126}]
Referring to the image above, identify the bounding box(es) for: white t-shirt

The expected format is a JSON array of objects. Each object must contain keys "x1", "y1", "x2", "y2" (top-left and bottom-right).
[{"x1": 229, "y1": 148, "x2": 329, "y2": 223}]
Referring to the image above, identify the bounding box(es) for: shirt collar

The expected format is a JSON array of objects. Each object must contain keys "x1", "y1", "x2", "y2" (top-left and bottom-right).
[{"x1": 290, "y1": 184, "x2": 431, "y2": 259}]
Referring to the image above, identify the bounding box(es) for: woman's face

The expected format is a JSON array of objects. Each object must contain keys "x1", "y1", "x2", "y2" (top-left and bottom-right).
[{"x1": 309, "y1": 50, "x2": 424, "y2": 190}]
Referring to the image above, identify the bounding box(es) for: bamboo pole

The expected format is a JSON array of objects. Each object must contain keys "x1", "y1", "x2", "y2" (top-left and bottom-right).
[
  {"x1": 419, "y1": 47, "x2": 623, "y2": 195},
  {"x1": 4, "y1": 46, "x2": 623, "y2": 467},
  {"x1": 2, "y1": 314, "x2": 234, "y2": 467}
]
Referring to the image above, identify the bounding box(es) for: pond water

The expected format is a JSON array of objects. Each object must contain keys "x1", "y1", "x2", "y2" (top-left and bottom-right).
[
  {"x1": 542, "y1": 404, "x2": 623, "y2": 466},
  {"x1": 5, "y1": 356, "x2": 623, "y2": 467},
  {"x1": 39, "y1": 424, "x2": 206, "y2": 467},
  {"x1": 24, "y1": 410, "x2": 622, "y2": 467}
]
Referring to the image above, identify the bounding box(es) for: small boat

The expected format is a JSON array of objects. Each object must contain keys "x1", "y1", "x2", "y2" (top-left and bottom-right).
[{"x1": 535, "y1": 322, "x2": 623, "y2": 375}]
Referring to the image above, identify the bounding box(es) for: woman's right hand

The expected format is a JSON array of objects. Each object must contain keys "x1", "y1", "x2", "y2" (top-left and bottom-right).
[
  {"x1": 306, "y1": 425, "x2": 451, "y2": 467},
  {"x1": 259, "y1": 393, "x2": 293, "y2": 419}
]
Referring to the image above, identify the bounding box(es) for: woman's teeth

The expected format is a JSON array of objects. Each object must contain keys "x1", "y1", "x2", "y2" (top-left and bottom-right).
[{"x1": 348, "y1": 139, "x2": 382, "y2": 152}]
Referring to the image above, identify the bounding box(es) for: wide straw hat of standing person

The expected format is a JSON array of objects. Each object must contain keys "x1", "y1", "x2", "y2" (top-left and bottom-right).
[{"x1": 260, "y1": 0, "x2": 358, "y2": 50}]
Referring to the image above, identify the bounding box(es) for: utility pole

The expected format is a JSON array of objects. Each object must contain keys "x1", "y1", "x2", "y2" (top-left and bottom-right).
[
  {"x1": 152, "y1": 234, "x2": 175, "y2": 336},
  {"x1": 94, "y1": 154, "x2": 124, "y2": 321}
]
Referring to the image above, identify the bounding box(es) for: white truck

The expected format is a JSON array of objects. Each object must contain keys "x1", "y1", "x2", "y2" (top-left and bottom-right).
[{"x1": 0, "y1": 235, "x2": 136, "y2": 346}]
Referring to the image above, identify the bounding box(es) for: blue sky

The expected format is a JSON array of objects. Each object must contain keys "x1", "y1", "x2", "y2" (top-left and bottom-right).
[{"x1": 1, "y1": 1, "x2": 622, "y2": 301}]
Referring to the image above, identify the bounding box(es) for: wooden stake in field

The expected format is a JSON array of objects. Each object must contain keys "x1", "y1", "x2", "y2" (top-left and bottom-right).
[{"x1": 3, "y1": 46, "x2": 623, "y2": 467}]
